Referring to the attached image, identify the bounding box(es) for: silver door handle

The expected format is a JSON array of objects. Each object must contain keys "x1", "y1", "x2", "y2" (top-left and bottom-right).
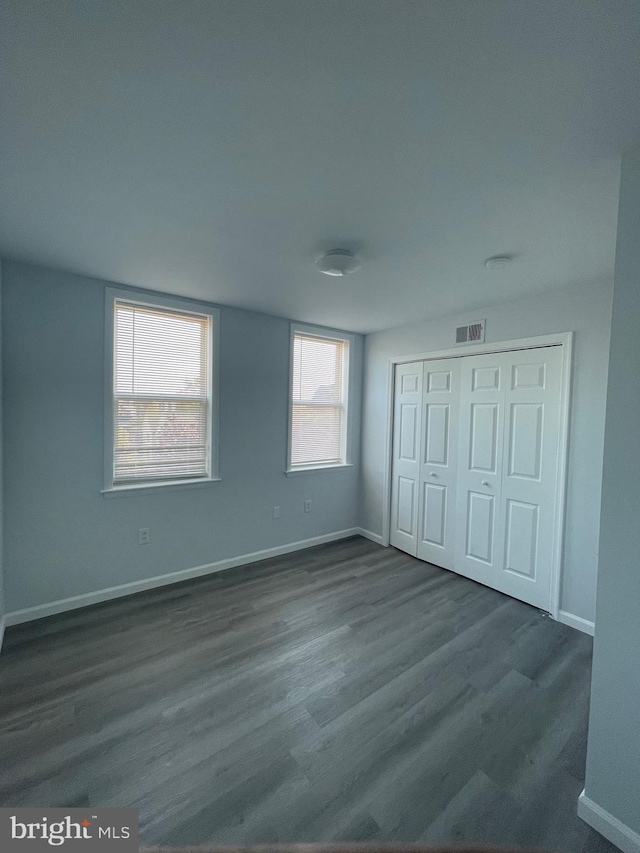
[
  {"x1": 481, "y1": 480, "x2": 491, "y2": 487},
  {"x1": 429, "y1": 472, "x2": 437, "y2": 477}
]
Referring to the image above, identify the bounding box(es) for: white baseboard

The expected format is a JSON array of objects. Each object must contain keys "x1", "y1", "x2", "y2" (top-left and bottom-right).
[
  {"x1": 578, "y1": 790, "x2": 640, "y2": 853},
  {"x1": 356, "y1": 527, "x2": 386, "y2": 545},
  {"x1": 4, "y1": 528, "x2": 361, "y2": 628},
  {"x1": 558, "y1": 609, "x2": 595, "y2": 636}
]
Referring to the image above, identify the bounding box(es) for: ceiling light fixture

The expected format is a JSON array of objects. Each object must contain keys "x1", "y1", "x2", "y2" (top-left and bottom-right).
[
  {"x1": 316, "y1": 249, "x2": 361, "y2": 277},
  {"x1": 484, "y1": 255, "x2": 513, "y2": 270}
]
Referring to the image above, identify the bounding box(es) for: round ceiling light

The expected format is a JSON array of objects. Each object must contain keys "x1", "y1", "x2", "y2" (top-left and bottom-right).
[
  {"x1": 484, "y1": 255, "x2": 513, "y2": 270},
  {"x1": 316, "y1": 249, "x2": 361, "y2": 277}
]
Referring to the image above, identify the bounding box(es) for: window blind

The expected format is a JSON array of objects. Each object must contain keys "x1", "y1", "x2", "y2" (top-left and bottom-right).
[
  {"x1": 291, "y1": 333, "x2": 347, "y2": 466},
  {"x1": 113, "y1": 301, "x2": 211, "y2": 483}
]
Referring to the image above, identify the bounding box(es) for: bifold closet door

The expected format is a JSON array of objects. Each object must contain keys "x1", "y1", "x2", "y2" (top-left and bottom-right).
[
  {"x1": 416, "y1": 360, "x2": 460, "y2": 570},
  {"x1": 391, "y1": 359, "x2": 460, "y2": 563},
  {"x1": 391, "y1": 346, "x2": 563, "y2": 612},
  {"x1": 496, "y1": 346, "x2": 562, "y2": 608},
  {"x1": 389, "y1": 362, "x2": 422, "y2": 555},
  {"x1": 455, "y1": 346, "x2": 562, "y2": 609},
  {"x1": 454, "y1": 352, "x2": 506, "y2": 590}
]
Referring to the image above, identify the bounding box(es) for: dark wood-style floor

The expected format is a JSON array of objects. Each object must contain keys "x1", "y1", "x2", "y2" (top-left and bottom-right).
[{"x1": 0, "y1": 537, "x2": 614, "y2": 851}]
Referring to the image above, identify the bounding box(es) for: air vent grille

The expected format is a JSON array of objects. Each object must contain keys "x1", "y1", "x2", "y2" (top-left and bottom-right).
[{"x1": 455, "y1": 320, "x2": 485, "y2": 345}]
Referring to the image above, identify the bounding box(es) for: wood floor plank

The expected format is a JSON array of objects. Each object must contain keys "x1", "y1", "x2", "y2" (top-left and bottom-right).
[{"x1": 0, "y1": 536, "x2": 616, "y2": 851}]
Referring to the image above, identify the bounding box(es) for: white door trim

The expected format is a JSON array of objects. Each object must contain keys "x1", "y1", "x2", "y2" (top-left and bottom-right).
[{"x1": 382, "y1": 332, "x2": 573, "y2": 621}]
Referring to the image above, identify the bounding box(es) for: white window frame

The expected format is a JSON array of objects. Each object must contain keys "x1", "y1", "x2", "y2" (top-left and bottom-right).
[
  {"x1": 286, "y1": 323, "x2": 354, "y2": 475},
  {"x1": 102, "y1": 288, "x2": 220, "y2": 496}
]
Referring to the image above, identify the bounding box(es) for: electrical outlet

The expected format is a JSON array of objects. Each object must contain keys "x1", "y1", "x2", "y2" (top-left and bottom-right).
[
  {"x1": 272, "y1": 506, "x2": 280, "y2": 519},
  {"x1": 304, "y1": 499, "x2": 312, "y2": 513},
  {"x1": 138, "y1": 527, "x2": 150, "y2": 545}
]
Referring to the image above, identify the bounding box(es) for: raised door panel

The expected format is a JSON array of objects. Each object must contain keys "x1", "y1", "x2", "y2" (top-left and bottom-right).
[
  {"x1": 507, "y1": 404, "x2": 543, "y2": 480},
  {"x1": 472, "y1": 365, "x2": 501, "y2": 391},
  {"x1": 397, "y1": 477, "x2": 416, "y2": 536},
  {"x1": 427, "y1": 370, "x2": 452, "y2": 392},
  {"x1": 421, "y1": 482, "x2": 446, "y2": 547},
  {"x1": 504, "y1": 499, "x2": 539, "y2": 579},
  {"x1": 466, "y1": 492, "x2": 495, "y2": 564},
  {"x1": 469, "y1": 404, "x2": 499, "y2": 473},
  {"x1": 424, "y1": 404, "x2": 450, "y2": 465},
  {"x1": 399, "y1": 404, "x2": 419, "y2": 461}
]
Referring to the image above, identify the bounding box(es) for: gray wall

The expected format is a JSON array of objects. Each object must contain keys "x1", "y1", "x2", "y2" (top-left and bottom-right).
[
  {"x1": 360, "y1": 280, "x2": 613, "y2": 624},
  {"x1": 0, "y1": 259, "x2": 4, "y2": 639},
  {"x1": 2, "y1": 261, "x2": 362, "y2": 613},
  {"x1": 583, "y1": 146, "x2": 640, "y2": 838}
]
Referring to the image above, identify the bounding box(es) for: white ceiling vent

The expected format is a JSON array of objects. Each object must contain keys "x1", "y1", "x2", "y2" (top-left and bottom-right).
[{"x1": 455, "y1": 320, "x2": 485, "y2": 345}]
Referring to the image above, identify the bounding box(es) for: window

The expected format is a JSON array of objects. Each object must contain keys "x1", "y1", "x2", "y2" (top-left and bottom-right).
[
  {"x1": 104, "y1": 290, "x2": 219, "y2": 491},
  {"x1": 288, "y1": 326, "x2": 351, "y2": 470}
]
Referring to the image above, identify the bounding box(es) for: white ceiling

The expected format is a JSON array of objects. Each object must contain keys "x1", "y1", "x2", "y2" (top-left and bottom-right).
[{"x1": 1, "y1": 1, "x2": 639, "y2": 333}]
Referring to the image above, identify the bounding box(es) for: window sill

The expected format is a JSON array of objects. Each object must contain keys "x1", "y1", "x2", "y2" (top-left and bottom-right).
[
  {"x1": 101, "y1": 477, "x2": 221, "y2": 498},
  {"x1": 285, "y1": 463, "x2": 354, "y2": 477}
]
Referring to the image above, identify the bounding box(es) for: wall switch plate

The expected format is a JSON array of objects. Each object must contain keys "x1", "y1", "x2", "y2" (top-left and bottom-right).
[
  {"x1": 304, "y1": 499, "x2": 312, "y2": 513},
  {"x1": 272, "y1": 506, "x2": 280, "y2": 519},
  {"x1": 138, "y1": 528, "x2": 150, "y2": 545}
]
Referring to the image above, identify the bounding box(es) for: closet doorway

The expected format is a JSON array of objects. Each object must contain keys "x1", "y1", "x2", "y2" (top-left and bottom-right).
[{"x1": 387, "y1": 334, "x2": 572, "y2": 614}]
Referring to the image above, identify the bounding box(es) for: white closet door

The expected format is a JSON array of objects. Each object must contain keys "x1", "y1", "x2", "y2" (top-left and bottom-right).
[
  {"x1": 390, "y1": 345, "x2": 563, "y2": 613},
  {"x1": 416, "y1": 360, "x2": 460, "y2": 570},
  {"x1": 496, "y1": 346, "x2": 562, "y2": 608},
  {"x1": 389, "y1": 363, "x2": 423, "y2": 556},
  {"x1": 455, "y1": 352, "x2": 506, "y2": 589}
]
